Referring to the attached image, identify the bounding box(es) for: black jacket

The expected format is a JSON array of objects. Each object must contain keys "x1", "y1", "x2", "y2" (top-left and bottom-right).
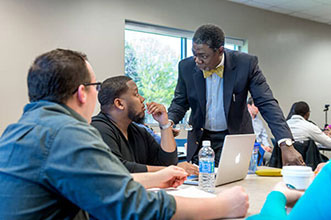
[
  {"x1": 168, "y1": 49, "x2": 292, "y2": 161},
  {"x1": 91, "y1": 112, "x2": 178, "y2": 172}
]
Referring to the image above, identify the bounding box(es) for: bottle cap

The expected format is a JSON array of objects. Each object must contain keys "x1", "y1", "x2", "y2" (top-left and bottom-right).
[{"x1": 202, "y1": 140, "x2": 211, "y2": 146}]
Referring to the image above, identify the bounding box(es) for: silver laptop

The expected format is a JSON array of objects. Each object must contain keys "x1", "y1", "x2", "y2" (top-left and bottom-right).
[
  {"x1": 214, "y1": 134, "x2": 256, "y2": 186},
  {"x1": 184, "y1": 134, "x2": 256, "y2": 186}
]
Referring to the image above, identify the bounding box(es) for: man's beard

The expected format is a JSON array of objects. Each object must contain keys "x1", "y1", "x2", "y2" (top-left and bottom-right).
[{"x1": 128, "y1": 108, "x2": 145, "y2": 124}]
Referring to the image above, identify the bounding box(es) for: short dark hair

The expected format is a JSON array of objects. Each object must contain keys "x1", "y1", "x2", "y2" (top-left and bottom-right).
[
  {"x1": 27, "y1": 49, "x2": 90, "y2": 103},
  {"x1": 193, "y1": 24, "x2": 225, "y2": 50},
  {"x1": 286, "y1": 102, "x2": 297, "y2": 120},
  {"x1": 98, "y1": 75, "x2": 132, "y2": 113},
  {"x1": 294, "y1": 101, "x2": 310, "y2": 117}
]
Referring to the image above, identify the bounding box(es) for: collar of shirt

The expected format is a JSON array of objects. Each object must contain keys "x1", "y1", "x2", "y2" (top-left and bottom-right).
[
  {"x1": 290, "y1": 115, "x2": 305, "y2": 121},
  {"x1": 216, "y1": 53, "x2": 225, "y2": 68}
]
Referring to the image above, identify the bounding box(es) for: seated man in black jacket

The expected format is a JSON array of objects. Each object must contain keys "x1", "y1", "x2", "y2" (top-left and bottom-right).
[{"x1": 91, "y1": 76, "x2": 198, "y2": 174}]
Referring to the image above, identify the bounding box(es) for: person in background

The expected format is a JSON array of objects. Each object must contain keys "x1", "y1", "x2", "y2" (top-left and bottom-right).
[
  {"x1": 324, "y1": 124, "x2": 331, "y2": 137},
  {"x1": 286, "y1": 102, "x2": 297, "y2": 121},
  {"x1": 168, "y1": 23, "x2": 303, "y2": 167},
  {"x1": 247, "y1": 160, "x2": 331, "y2": 220},
  {"x1": 91, "y1": 76, "x2": 199, "y2": 175},
  {"x1": 134, "y1": 122, "x2": 161, "y2": 144},
  {"x1": 247, "y1": 97, "x2": 272, "y2": 164},
  {"x1": 287, "y1": 101, "x2": 331, "y2": 148},
  {"x1": 287, "y1": 102, "x2": 317, "y2": 125},
  {"x1": 0, "y1": 49, "x2": 249, "y2": 219}
]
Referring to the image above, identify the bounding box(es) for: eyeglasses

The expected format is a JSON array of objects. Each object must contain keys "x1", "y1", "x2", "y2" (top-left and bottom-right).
[
  {"x1": 72, "y1": 82, "x2": 102, "y2": 94},
  {"x1": 84, "y1": 82, "x2": 101, "y2": 91}
]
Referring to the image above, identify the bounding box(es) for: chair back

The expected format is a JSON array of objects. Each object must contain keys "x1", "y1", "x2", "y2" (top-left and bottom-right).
[
  {"x1": 269, "y1": 138, "x2": 328, "y2": 170},
  {"x1": 269, "y1": 138, "x2": 282, "y2": 168}
]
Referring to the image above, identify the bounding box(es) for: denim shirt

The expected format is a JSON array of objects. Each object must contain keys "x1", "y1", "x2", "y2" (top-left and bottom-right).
[{"x1": 0, "y1": 101, "x2": 176, "y2": 219}]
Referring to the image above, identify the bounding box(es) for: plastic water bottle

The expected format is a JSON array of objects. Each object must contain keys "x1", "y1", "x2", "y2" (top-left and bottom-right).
[
  {"x1": 198, "y1": 140, "x2": 215, "y2": 193},
  {"x1": 248, "y1": 143, "x2": 259, "y2": 174}
]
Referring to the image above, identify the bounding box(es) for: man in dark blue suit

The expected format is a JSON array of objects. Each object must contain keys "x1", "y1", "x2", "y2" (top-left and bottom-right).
[{"x1": 168, "y1": 24, "x2": 304, "y2": 167}]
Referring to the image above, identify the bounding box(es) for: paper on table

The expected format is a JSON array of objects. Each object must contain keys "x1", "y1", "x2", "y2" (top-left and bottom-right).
[{"x1": 148, "y1": 186, "x2": 216, "y2": 198}]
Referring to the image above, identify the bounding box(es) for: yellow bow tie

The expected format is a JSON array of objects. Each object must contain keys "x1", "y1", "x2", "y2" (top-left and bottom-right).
[{"x1": 203, "y1": 65, "x2": 224, "y2": 78}]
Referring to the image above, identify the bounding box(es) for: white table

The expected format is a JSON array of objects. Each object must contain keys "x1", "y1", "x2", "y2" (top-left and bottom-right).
[
  {"x1": 177, "y1": 167, "x2": 282, "y2": 219},
  {"x1": 215, "y1": 173, "x2": 281, "y2": 219}
]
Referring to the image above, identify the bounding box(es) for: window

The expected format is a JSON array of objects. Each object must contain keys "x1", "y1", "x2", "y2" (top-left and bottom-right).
[
  {"x1": 225, "y1": 37, "x2": 246, "y2": 52},
  {"x1": 125, "y1": 21, "x2": 246, "y2": 123}
]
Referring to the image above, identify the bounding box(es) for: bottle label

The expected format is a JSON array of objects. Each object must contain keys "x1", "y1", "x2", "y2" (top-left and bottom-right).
[
  {"x1": 248, "y1": 149, "x2": 258, "y2": 173},
  {"x1": 199, "y1": 161, "x2": 214, "y2": 173}
]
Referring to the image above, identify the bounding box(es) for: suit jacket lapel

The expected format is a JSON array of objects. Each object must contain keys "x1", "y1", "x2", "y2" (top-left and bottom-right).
[
  {"x1": 223, "y1": 50, "x2": 237, "y2": 119},
  {"x1": 193, "y1": 66, "x2": 206, "y2": 119}
]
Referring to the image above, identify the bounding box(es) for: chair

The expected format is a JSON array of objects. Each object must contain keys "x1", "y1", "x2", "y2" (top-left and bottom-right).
[
  {"x1": 256, "y1": 143, "x2": 265, "y2": 166},
  {"x1": 293, "y1": 140, "x2": 328, "y2": 170},
  {"x1": 176, "y1": 139, "x2": 187, "y2": 162},
  {"x1": 175, "y1": 139, "x2": 187, "y2": 147},
  {"x1": 269, "y1": 138, "x2": 328, "y2": 170},
  {"x1": 269, "y1": 138, "x2": 282, "y2": 168}
]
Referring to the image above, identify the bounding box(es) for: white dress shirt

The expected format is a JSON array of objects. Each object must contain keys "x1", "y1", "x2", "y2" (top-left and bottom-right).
[{"x1": 287, "y1": 115, "x2": 331, "y2": 148}]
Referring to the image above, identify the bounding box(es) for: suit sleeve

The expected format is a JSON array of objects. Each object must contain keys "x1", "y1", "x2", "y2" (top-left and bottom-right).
[
  {"x1": 168, "y1": 60, "x2": 190, "y2": 124},
  {"x1": 248, "y1": 56, "x2": 293, "y2": 142}
]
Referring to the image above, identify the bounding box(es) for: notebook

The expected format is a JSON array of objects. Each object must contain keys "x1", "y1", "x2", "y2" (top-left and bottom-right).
[{"x1": 184, "y1": 134, "x2": 256, "y2": 186}]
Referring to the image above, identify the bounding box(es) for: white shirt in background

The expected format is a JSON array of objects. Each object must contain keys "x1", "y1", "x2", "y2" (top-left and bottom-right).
[{"x1": 287, "y1": 115, "x2": 331, "y2": 148}]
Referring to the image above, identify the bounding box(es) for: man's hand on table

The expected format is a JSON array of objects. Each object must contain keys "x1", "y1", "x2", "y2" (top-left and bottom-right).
[
  {"x1": 281, "y1": 145, "x2": 305, "y2": 166},
  {"x1": 216, "y1": 186, "x2": 249, "y2": 218},
  {"x1": 151, "y1": 166, "x2": 188, "y2": 188},
  {"x1": 177, "y1": 161, "x2": 199, "y2": 176}
]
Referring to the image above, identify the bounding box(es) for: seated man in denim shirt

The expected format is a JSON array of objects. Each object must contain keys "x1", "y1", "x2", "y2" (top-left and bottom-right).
[{"x1": 0, "y1": 49, "x2": 249, "y2": 219}]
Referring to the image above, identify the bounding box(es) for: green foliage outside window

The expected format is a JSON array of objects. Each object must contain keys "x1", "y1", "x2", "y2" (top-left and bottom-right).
[{"x1": 125, "y1": 33, "x2": 180, "y2": 108}]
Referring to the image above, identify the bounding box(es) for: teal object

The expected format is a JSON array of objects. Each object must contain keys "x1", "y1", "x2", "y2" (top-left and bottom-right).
[
  {"x1": 248, "y1": 143, "x2": 259, "y2": 173},
  {"x1": 247, "y1": 160, "x2": 331, "y2": 219}
]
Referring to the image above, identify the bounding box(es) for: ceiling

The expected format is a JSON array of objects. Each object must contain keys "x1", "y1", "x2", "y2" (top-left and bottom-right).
[{"x1": 227, "y1": 0, "x2": 331, "y2": 25}]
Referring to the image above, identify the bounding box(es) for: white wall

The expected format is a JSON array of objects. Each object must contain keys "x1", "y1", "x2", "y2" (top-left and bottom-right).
[{"x1": 1, "y1": 0, "x2": 331, "y2": 135}]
